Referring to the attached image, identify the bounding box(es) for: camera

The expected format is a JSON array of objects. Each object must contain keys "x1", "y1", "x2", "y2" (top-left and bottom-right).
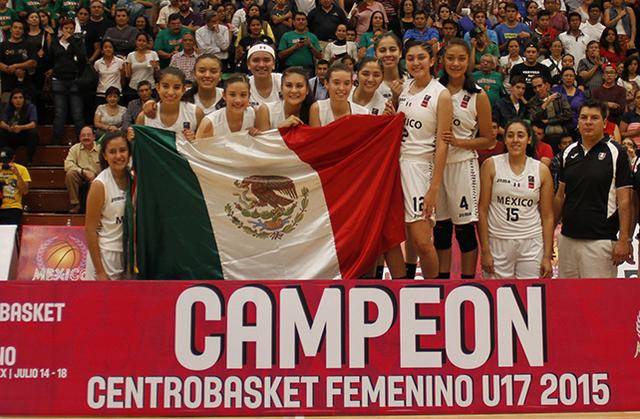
[{"x1": 0, "y1": 148, "x2": 13, "y2": 170}]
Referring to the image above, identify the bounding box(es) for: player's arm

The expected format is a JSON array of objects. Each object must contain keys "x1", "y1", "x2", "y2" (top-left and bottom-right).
[
  {"x1": 85, "y1": 180, "x2": 108, "y2": 281},
  {"x1": 425, "y1": 89, "x2": 452, "y2": 217},
  {"x1": 254, "y1": 104, "x2": 271, "y2": 131},
  {"x1": 308, "y1": 102, "x2": 321, "y2": 127},
  {"x1": 539, "y1": 163, "x2": 554, "y2": 277},
  {"x1": 478, "y1": 158, "x2": 495, "y2": 274},
  {"x1": 195, "y1": 117, "x2": 214, "y2": 139}
]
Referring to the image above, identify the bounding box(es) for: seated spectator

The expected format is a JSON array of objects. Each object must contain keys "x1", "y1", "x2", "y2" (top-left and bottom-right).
[
  {"x1": 309, "y1": 59, "x2": 329, "y2": 100},
  {"x1": 169, "y1": 32, "x2": 198, "y2": 82},
  {"x1": 477, "y1": 120, "x2": 505, "y2": 165},
  {"x1": 231, "y1": 0, "x2": 253, "y2": 29},
  {"x1": 578, "y1": 40, "x2": 605, "y2": 92},
  {"x1": 494, "y1": 2, "x2": 531, "y2": 53},
  {"x1": 510, "y1": 43, "x2": 550, "y2": 100},
  {"x1": 470, "y1": 28, "x2": 499, "y2": 68},
  {"x1": 528, "y1": 75, "x2": 574, "y2": 151},
  {"x1": 0, "y1": 147, "x2": 30, "y2": 226},
  {"x1": 402, "y1": 11, "x2": 438, "y2": 45},
  {"x1": 94, "y1": 87, "x2": 127, "y2": 137},
  {"x1": 235, "y1": 16, "x2": 276, "y2": 72},
  {"x1": 124, "y1": 32, "x2": 159, "y2": 100},
  {"x1": 323, "y1": 23, "x2": 358, "y2": 63},
  {"x1": 195, "y1": 10, "x2": 231, "y2": 64},
  {"x1": 599, "y1": 27, "x2": 625, "y2": 67},
  {"x1": 551, "y1": 67, "x2": 586, "y2": 131},
  {"x1": 472, "y1": 54, "x2": 503, "y2": 105},
  {"x1": 0, "y1": 20, "x2": 37, "y2": 104},
  {"x1": 156, "y1": 0, "x2": 179, "y2": 30},
  {"x1": 103, "y1": 8, "x2": 137, "y2": 57},
  {"x1": 357, "y1": 10, "x2": 386, "y2": 60},
  {"x1": 268, "y1": 0, "x2": 293, "y2": 42},
  {"x1": 63, "y1": 126, "x2": 100, "y2": 214},
  {"x1": 177, "y1": 0, "x2": 204, "y2": 30},
  {"x1": 522, "y1": 0, "x2": 538, "y2": 27},
  {"x1": 123, "y1": 80, "x2": 154, "y2": 129},
  {"x1": 622, "y1": 137, "x2": 638, "y2": 169},
  {"x1": 592, "y1": 63, "x2": 627, "y2": 124},
  {"x1": 530, "y1": 122, "x2": 554, "y2": 166},
  {"x1": 0, "y1": 0, "x2": 18, "y2": 33},
  {"x1": 236, "y1": 3, "x2": 274, "y2": 45},
  {"x1": 620, "y1": 89, "x2": 640, "y2": 146},
  {"x1": 397, "y1": 0, "x2": 415, "y2": 35},
  {"x1": 618, "y1": 56, "x2": 640, "y2": 106},
  {"x1": 155, "y1": 13, "x2": 192, "y2": 68},
  {"x1": 492, "y1": 75, "x2": 528, "y2": 133},
  {"x1": 433, "y1": 4, "x2": 454, "y2": 33},
  {"x1": 94, "y1": 39, "x2": 126, "y2": 105},
  {"x1": 278, "y1": 12, "x2": 322, "y2": 72},
  {"x1": 0, "y1": 89, "x2": 37, "y2": 165},
  {"x1": 134, "y1": 15, "x2": 154, "y2": 41}
]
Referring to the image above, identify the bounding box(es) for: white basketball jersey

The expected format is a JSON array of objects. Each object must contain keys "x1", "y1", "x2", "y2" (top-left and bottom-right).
[
  {"x1": 348, "y1": 88, "x2": 387, "y2": 115},
  {"x1": 266, "y1": 101, "x2": 285, "y2": 129},
  {"x1": 94, "y1": 168, "x2": 126, "y2": 252},
  {"x1": 317, "y1": 98, "x2": 369, "y2": 126},
  {"x1": 194, "y1": 88, "x2": 223, "y2": 115},
  {"x1": 397, "y1": 78, "x2": 446, "y2": 158},
  {"x1": 249, "y1": 73, "x2": 282, "y2": 108},
  {"x1": 488, "y1": 154, "x2": 542, "y2": 240},
  {"x1": 448, "y1": 88, "x2": 479, "y2": 163},
  {"x1": 206, "y1": 107, "x2": 256, "y2": 137},
  {"x1": 144, "y1": 102, "x2": 198, "y2": 142}
]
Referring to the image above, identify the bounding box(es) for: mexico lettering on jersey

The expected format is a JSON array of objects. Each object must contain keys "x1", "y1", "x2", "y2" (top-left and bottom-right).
[{"x1": 488, "y1": 154, "x2": 542, "y2": 240}]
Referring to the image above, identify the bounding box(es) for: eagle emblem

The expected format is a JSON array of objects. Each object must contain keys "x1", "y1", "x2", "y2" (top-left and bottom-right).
[{"x1": 225, "y1": 175, "x2": 309, "y2": 240}]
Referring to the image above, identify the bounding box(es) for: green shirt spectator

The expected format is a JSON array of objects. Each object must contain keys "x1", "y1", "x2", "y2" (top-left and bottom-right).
[
  {"x1": 472, "y1": 54, "x2": 504, "y2": 105},
  {"x1": 154, "y1": 13, "x2": 192, "y2": 67},
  {"x1": 277, "y1": 12, "x2": 322, "y2": 70},
  {"x1": 15, "y1": 0, "x2": 40, "y2": 17},
  {"x1": 55, "y1": 0, "x2": 81, "y2": 17},
  {"x1": 0, "y1": 1, "x2": 18, "y2": 32}
]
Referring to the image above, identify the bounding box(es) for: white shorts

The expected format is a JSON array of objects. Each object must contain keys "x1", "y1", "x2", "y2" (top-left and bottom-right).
[
  {"x1": 85, "y1": 250, "x2": 125, "y2": 280},
  {"x1": 401, "y1": 157, "x2": 435, "y2": 224},
  {"x1": 485, "y1": 236, "x2": 543, "y2": 279},
  {"x1": 558, "y1": 234, "x2": 617, "y2": 278},
  {"x1": 436, "y1": 159, "x2": 480, "y2": 224}
]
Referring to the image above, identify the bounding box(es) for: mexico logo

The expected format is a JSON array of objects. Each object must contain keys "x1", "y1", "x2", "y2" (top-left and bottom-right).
[
  {"x1": 635, "y1": 311, "x2": 640, "y2": 358},
  {"x1": 225, "y1": 175, "x2": 309, "y2": 240},
  {"x1": 33, "y1": 236, "x2": 87, "y2": 281}
]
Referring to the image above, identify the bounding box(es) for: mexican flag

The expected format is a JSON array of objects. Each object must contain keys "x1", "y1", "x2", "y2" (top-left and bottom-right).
[{"x1": 129, "y1": 114, "x2": 405, "y2": 280}]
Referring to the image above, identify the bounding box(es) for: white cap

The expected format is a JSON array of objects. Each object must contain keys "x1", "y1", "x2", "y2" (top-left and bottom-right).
[{"x1": 247, "y1": 44, "x2": 275, "y2": 59}]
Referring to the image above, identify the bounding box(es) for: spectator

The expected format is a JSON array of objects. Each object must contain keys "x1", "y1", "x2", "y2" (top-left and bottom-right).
[
  {"x1": 492, "y1": 75, "x2": 528, "y2": 132},
  {"x1": 15, "y1": 0, "x2": 40, "y2": 19},
  {"x1": 433, "y1": 4, "x2": 453, "y2": 33},
  {"x1": 269, "y1": 0, "x2": 293, "y2": 41},
  {"x1": 0, "y1": 0, "x2": 18, "y2": 33},
  {"x1": 543, "y1": 0, "x2": 567, "y2": 33},
  {"x1": 554, "y1": 100, "x2": 633, "y2": 278},
  {"x1": 578, "y1": 40, "x2": 605, "y2": 92},
  {"x1": 177, "y1": 0, "x2": 204, "y2": 30},
  {"x1": 599, "y1": 27, "x2": 625, "y2": 67},
  {"x1": 550, "y1": 134, "x2": 574, "y2": 191},
  {"x1": 56, "y1": 0, "x2": 82, "y2": 19},
  {"x1": 278, "y1": 12, "x2": 322, "y2": 72},
  {"x1": 558, "y1": 12, "x2": 588, "y2": 67},
  {"x1": 575, "y1": 0, "x2": 591, "y2": 22},
  {"x1": 0, "y1": 89, "x2": 38, "y2": 165},
  {"x1": 64, "y1": 126, "x2": 100, "y2": 213},
  {"x1": 196, "y1": 10, "x2": 230, "y2": 62},
  {"x1": 580, "y1": 3, "x2": 605, "y2": 43},
  {"x1": 123, "y1": 80, "x2": 153, "y2": 129},
  {"x1": 603, "y1": 0, "x2": 636, "y2": 50},
  {"x1": 0, "y1": 20, "x2": 37, "y2": 104},
  {"x1": 25, "y1": 11, "x2": 50, "y2": 121},
  {"x1": 530, "y1": 9, "x2": 558, "y2": 57},
  {"x1": 540, "y1": 39, "x2": 563, "y2": 78},
  {"x1": 402, "y1": 10, "x2": 438, "y2": 44},
  {"x1": 531, "y1": 121, "x2": 555, "y2": 166},
  {"x1": 85, "y1": 0, "x2": 114, "y2": 64},
  {"x1": 169, "y1": 31, "x2": 198, "y2": 82},
  {"x1": 156, "y1": 0, "x2": 179, "y2": 30},
  {"x1": 49, "y1": 18, "x2": 86, "y2": 143},
  {"x1": 323, "y1": 23, "x2": 357, "y2": 63},
  {"x1": 231, "y1": 0, "x2": 252, "y2": 29},
  {"x1": 522, "y1": 0, "x2": 538, "y2": 27},
  {"x1": 155, "y1": 13, "x2": 192, "y2": 67},
  {"x1": 551, "y1": 67, "x2": 586, "y2": 130},
  {"x1": 103, "y1": 8, "x2": 137, "y2": 57},
  {"x1": 459, "y1": 3, "x2": 482, "y2": 34},
  {"x1": 235, "y1": 16, "x2": 275, "y2": 71},
  {"x1": 134, "y1": 14, "x2": 153, "y2": 40},
  {"x1": 473, "y1": 54, "x2": 503, "y2": 106},
  {"x1": 0, "y1": 147, "x2": 30, "y2": 226},
  {"x1": 124, "y1": 32, "x2": 159, "y2": 99},
  {"x1": 618, "y1": 56, "x2": 640, "y2": 108},
  {"x1": 603, "y1": 109, "x2": 623, "y2": 142},
  {"x1": 621, "y1": 89, "x2": 640, "y2": 146},
  {"x1": 592, "y1": 63, "x2": 627, "y2": 124},
  {"x1": 398, "y1": 0, "x2": 415, "y2": 35},
  {"x1": 470, "y1": 27, "x2": 499, "y2": 68},
  {"x1": 357, "y1": 10, "x2": 386, "y2": 59},
  {"x1": 37, "y1": 11, "x2": 55, "y2": 38},
  {"x1": 94, "y1": 86, "x2": 127, "y2": 136},
  {"x1": 238, "y1": 4, "x2": 275, "y2": 42},
  {"x1": 494, "y1": 2, "x2": 530, "y2": 53},
  {"x1": 528, "y1": 75, "x2": 574, "y2": 150},
  {"x1": 622, "y1": 137, "x2": 638, "y2": 168},
  {"x1": 309, "y1": 59, "x2": 329, "y2": 100},
  {"x1": 94, "y1": 39, "x2": 126, "y2": 104},
  {"x1": 308, "y1": 0, "x2": 347, "y2": 46},
  {"x1": 349, "y1": 0, "x2": 387, "y2": 37},
  {"x1": 498, "y1": 38, "x2": 523, "y2": 75},
  {"x1": 510, "y1": 43, "x2": 551, "y2": 100},
  {"x1": 463, "y1": 9, "x2": 498, "y2": 45}
]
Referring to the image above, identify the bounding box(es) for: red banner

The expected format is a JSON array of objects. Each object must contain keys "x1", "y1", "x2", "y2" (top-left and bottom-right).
[{"x1": 0, "y1": 280, "x2": 639, "y2": 416}]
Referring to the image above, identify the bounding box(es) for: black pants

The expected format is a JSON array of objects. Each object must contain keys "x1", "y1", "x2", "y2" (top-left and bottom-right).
[
  {"x1": 0, "y1": 128, "x2": 38, "y2": 164},
  {"x1": 0, "y1": 208, "x2": 23, "y2": 225}
]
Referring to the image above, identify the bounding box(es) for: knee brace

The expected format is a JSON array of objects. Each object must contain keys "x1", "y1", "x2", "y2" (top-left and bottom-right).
[
  {"x1": 433, "y1": 219, "x2": 453, "y2": 250},
  {"x1": 455, "y1": 223, "x2": 478, "y2": 253}
]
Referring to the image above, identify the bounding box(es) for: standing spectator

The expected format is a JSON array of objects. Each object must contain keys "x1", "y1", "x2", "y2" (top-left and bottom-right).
[
  {"x1": 603, "y1": 0, "x2": 636, "y2": 49},
  {"x1": 156, "y1": 0, "x2": 179, "y2": 30},
  {"x1": 510, "y1": 43, "x2": 551, "y2": 100},
  {"x1": 0, "y1": 89, "x2": 38, "y2": 165},
  {"x1": 599, "y1": 27, "x2": 626, "y2": 67},
  {"x1": 231, "y1": 0, "x2": 252, "y2": 29},
  {"x1": 0, "y1": 147, "x2": 30, "y2": 226},
  {"x1": 323, "y1": 23, "x2": 357, "y2": 62},
  {"x1": 25, "y1": 11, "x2": 50, "y2": 121},
  {"x1": 155, "y1": 13, "x2": 192, "y2": 67},
  {"x1": 124, "y1": 32, "x2": 159, "y2": 99},
  {"x1": 580, "y1": 3, "x2": 605, "y2": 43},
  {"x1": 543, "y1": 0, "x2": 567, "y2": 34},
  {"x1": 558, "y1": 12, "x2": 588, "y2": 67},
  {"x1": 177, "y1": 0, "x2": 204, "y2": 30},
  {"x1": 123, "y1": 80, "x2": 153, "y2": 129},
  {"x1": 349, "y1": 0, "x2": 387, "y2": 37},
  {"x1": 196, "y1": 10, "x2": 230, "y2": 62},
  {"x1": 528, "y1": 75, "x2": 574, "y2": 150},
  {"x1": 621, "y1": 90, "x2": 640, "y2": 146},
  {"x1": 493, "y1": 75, "x2": 528, "y2": 132},
  {"x1": 494, "y1": 2, "x2": 530, "y2": 53},
  {"x1": 63, "y1": 125, "x2": 100, "y2": 213},
  {"x1": 531, "y1": 122, "x2": 555, "y2": 166},
  {"x1": 550, "y1": 134, "x2": 574, "y2": 191},
  {"x1": 554, "y1": 100, "x2": 633, "y2": 278},
  {"x1": 308, "y1": 0, "x2": 347, "y2": 47},
  {"x1": 85, "y1": 0, "x2": 114, "y2": 63},
  {"x1": 103, "y1": 8, "x2": 138, "y2": 57},
  {"x1": 0, "y1": 20, "x2": 37, "y2": 104},
  {"x1": 402, "y1": 10, "x2": 439, "y2": 44},
  {"x1": 357, "y1": 10, "x2": 386, "y2": 59},
  {"x1": 48, "y1": 18, "x2": 86, "y2": 143},
  {"x1": 529, "y1": 9, "x2": 558, "y2": 57},
  {"x1": 169, "y1": 31, "x2": 197, "y2": 82},
  {"x1": 94, "y1": 39, "x2": 126, "y2": 104},
  {"x1": 578, "y1": 40, "x2": 605, "y2": 92},
  {"x1": 278, "y1": 12, "x2": 322, "y2": 72},
  {"x1": 592, "y1": 63, "x2": 627, "y2": 124},
  {"x1": 235, "y1": 16, "x2": 275, "y2": 71},
  {"x1": 269, "y1": 0, "x2": 293, "y2": 41},
  {"x1": 540, "y1": 39, "x2": 563, "y2": 78},
  {"x1": 498, "y1": 38, "x2": 524, "y2": 75},
  {"x1": 472, "y1": 54, "x2": 503, "y2": 105},
  {"x1": 134, "y1": 14, "x2": 153, "y2": 40},
  {"x1": 309, "y1": 58, "x2": 328, "y2": 100},
  {"x1": 0, "y1": 0, "x2": 18, "y2": 33},
  {"x1": 235, "y1": 3, "x2": 273, "y2": 45},
  {"x1": 462, "y1": 10, "x2": 498, "y2": 45},
  {"x1": 398, "y1": 0, "x2": 415, "y2": 35},
  {"x1": 94, "y1": 86, "x2": 127, "y2": 136},
  {"x1": 551, "y1": 67, "x2": 586, "y2": 130},
  {"x1": 470, "y1": 28, "x2": 499, "y2": 68},
  {"x1": 618, "y1": 56, "x2": 640, "y2": 109}
]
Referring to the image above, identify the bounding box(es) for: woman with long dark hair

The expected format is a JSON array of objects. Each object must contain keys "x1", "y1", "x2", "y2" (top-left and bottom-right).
[
  {"x1": 551, "y1": 67, "x2": 586, "y2": 131},
  {"x1": 599, "y1": 27, "x2": 625, "y2": 66},
  {"x1": 398, "y1": 0, "x2": 416, "y2": 35},
  {"x1": 357, "y1": 10, "x2": 387, "y2": 59},
  {"x1": 25, "y1": 11, "x2": 51, "y2": 121},
  {"x1": 0, "y1": 89, "x2": 38, "y2": 165}
]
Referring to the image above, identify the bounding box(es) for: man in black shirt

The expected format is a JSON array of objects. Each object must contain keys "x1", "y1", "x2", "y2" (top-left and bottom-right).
[
  {"x1": 308, "y1": 0, "x2": 347, "y2": 44},
  {"x1": 554, "y1": 99, "x2": 633, "y2": 278},
  {"x1": 0, "y1": 20, "x2": 36, "y2": 103},
  {"x1": 85, "y1": 0, "x2": 114, "y2": 63},
  {"x1": 103, "y1": 8, "x2": 138, "y2": 56},
  {"x1": 509, "y1": 43, "x2": 551, "y2": 101}
]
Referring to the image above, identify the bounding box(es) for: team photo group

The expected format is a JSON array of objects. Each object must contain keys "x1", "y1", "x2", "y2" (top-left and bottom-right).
[{"x1": 0, "y1": 0, "x2": 638, "y2": 281}]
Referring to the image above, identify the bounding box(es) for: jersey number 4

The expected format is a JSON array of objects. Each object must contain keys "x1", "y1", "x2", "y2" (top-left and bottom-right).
[{"x1": 506, "y1": 207, "x2": 519, "y2": 222}]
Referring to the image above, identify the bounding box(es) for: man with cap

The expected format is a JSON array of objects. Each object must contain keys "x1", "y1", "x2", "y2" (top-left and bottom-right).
[{"x1": 0, "y1": 147, "x2": 30, "y2": 225}]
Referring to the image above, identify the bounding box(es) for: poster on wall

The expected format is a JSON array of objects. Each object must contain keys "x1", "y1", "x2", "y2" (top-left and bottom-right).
[{"x1": 0, "y1": 279, "x2": 639, "y2": 416}]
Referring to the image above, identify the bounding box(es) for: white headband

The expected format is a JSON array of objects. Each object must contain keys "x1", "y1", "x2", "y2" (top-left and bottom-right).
[{"x1": 247, "y1": 44, "x2": 275, "y2": 59}]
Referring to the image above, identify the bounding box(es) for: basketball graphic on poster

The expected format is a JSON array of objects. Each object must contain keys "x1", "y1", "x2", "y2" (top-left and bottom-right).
[{"x1": 43, "y1": 240, "x2": 82, "y2": 270}]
